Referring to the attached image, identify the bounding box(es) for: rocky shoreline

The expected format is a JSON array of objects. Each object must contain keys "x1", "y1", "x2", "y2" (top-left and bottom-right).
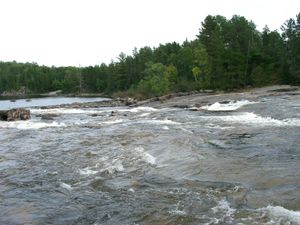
[
  {"x1": 0, "y1": 108, "x2": 30, "y2": 121},
  {"x1": 35, "y1": 85, "x2": 300, "y2": 110},
  {"x1": 1, "y1": 85, "x2": 299, "y2": 121}
]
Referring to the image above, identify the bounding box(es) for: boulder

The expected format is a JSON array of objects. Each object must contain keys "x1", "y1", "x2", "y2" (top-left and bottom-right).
[{"x1": 0, "y1": 108, "x2": 30, "y2": 121}]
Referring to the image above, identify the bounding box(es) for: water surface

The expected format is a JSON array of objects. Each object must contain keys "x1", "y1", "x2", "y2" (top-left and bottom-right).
[
  {"x1": 0, "y1": 95, "x2": 299, "y2": 224},
  {"x1": 0, "y1": 96, "x2": 109, "y2": 110}
]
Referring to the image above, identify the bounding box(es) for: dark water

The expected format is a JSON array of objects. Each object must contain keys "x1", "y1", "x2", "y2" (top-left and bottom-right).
[
  {"x1": 0, "y1": 95, "x2": 300, "y2": 224},
  {"x1": 0, "y1": 97, "x2": 110, "y2": 110}
]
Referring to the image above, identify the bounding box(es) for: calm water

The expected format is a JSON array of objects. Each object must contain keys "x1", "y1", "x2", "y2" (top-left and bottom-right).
[
  {"x1": 0, "y1": 95, "x2": 299, "y2": 224},
  {"x1": 0, "y1": 97, "x2": 110, "y2": 110}
]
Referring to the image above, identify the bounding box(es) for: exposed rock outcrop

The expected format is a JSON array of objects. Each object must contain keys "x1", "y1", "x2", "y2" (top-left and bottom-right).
[{"x1": 0, "y1": 108, "x2": 30, "y2": 121}]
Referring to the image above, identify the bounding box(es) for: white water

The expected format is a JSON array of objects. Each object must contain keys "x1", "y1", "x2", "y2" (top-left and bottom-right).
[
  {"x1": 211, "y1": 199, "x2": 236, "y2": 223},
  {"x1": 1, "y1": 95, "x2": 299, "y2": 225},
  {"x1": 60, "y1": 182, "x2": 73, "y2": 190},
  {"x1": 102, "y1": 119, "x2": 125, "y2": 125},
  {"x1": 134, "y1": 146, "x2": 157, "y2": 165},
  {"x1": 79, "y1": 167, "x2": 98, "y2": 176},
  {"x1": 99, "y1": 158, "x2": 125, "y2": 174},
  {"x1": 137, "y1": 119, "x2": 181, "y2": 125},
  {"x1": 31, "y1": 108, "x2": 100, "y2": 115},
  {"x1": 0, "y1": 120, "x2": 66, "y2": 130},
  {"x1": 259, "y1": 205, "x2": 300, "y2": 224},
  {"x1": 31, "y1": 106, "x2": 158, "y2": 115},
  {"x1": 203, "y1": 112, "x2": 300, "y2": 127},
  {"x1": 201, "y1": 100, "x2": 257, "y2": 111}
]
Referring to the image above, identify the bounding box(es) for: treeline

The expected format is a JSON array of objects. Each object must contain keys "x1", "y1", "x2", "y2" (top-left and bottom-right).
[{"x1": 0, "y1": 13, "x2": 299, "y2": 98}]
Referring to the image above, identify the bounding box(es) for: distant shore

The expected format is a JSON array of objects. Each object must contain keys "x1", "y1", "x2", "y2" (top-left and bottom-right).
[{"x1": 32, "y1": 85, "x2": 300, "y2": 110}]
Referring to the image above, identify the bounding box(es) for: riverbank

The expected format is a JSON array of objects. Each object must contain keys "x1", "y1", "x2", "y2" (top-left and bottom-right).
[
  {"x1": 36, "y1": 85, "x2": 300, "y2": 110},
  {"x1": 140, "y1": 85, "x2": 300, "y2": 108}
]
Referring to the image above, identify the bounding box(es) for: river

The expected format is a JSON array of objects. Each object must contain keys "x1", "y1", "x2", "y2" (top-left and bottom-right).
[
  {"x1": 0, "y1": 95, "x2": 299, "y2": 224},
  {"x1": 0, "y1": 97, "x2": 110, "y2": 110}
]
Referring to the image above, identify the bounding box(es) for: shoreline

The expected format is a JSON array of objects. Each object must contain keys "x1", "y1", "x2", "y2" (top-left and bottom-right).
[
  {"x1": 34, "y1": 85, "x2": 300, "y2": 110},
  {"x1": 1, "y1": 85, "x2": 299, "y2": 110}
]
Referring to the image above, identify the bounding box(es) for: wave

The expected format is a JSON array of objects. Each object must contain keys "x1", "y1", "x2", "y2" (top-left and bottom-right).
[
  {"x1": 99, "y1": 158, "x2": 125, "y2": 174},
  {"x1": 162, "y1": 126, "x2": 170, "y2": 130},
  {"x1": 31, "y1": 106, "x2": 158, "y2": 116},
  {"x1": 212, "y1": 199, "x2": 236, "y2": 222},
  {"x1": 31, "y1": 108, "x2": 100, "y2": 114},
  {"x1": 79, "y1": 167, "x2": 98, "y2": 176},
  {"x1": 134, "y1": 147, "x2": 157, "y2": 165},
  {"x1": 137, "y1": 119, "x2": 181, "y2": 125},
  {"x1": 209, "y1": 200, "x2": 300, "y2": 224},
  {"x1": 259, "y1": 205, "x2": 300, "y2": 224},
  {"x1": 116, "y1": 106, "x2": 158, "y2": 113},
  {"x1": 60, "y1": 182, "x2": 73, "y2": 190},
  {"x1": 0, "y1": 121, "x2": 66, "y2": 130},
  {"x1": 204, "y1": 112, "x2": 300, "y2": 127},
  {"x1": 201, "y1": 100, "x2": 257, "y2": 111},
  {"x1": 102, "y1": 119, "x2": 125, "y2": 125}
]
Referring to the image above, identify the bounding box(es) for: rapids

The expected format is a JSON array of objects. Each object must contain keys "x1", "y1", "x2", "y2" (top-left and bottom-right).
[{"x1": 0, "y1": 95, "x2": 299, "y2": 224}]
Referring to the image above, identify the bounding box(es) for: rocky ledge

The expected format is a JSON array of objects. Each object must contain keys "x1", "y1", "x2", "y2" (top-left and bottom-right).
[{"x1": 0, "y1": 108, "x2": 31, "y2": 121}]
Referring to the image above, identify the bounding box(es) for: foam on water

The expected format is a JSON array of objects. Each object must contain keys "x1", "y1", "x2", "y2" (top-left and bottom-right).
[
  {"x1": 60, "y1": 182, "x2": 73, "y2": 190},
  {"x1": 162, "y1": 126, "x2": 169, "y2": 130},
  {"x1": 204, "y1": 112, "x2": 300, "y2": 127},
  {"x1": 138, "y1": 112, "x2": 151, "y2": 117},
  {"x1": 201, "y1": 100, "x2": 257, "y2": 111},
  {"x1": 0, "y1": 120, "x2": 66, "y2": 130},
  {"x1": 138, "y1": 119, "x2": 181, "y2": 125},
  {"x1": 116, "y1": 106, "x2": 158, "y2": 113},
  {"x1": 169, "y1": 209, "x2": 186, "y2": 216},
  {"x1": 102, "y1": 119, "x2": 125, "y2": 125},
  {"x1": 99, "y1": 158, "x2": 125, "y2": 174},
  {"x1": 259, "y1": 205, "x2": 300, "y2": 224},
  {"x1": 211, "y1": 199, "x2": 236, "y2": 223},
  {"x1": 212, "y1": 199, "x2": 236, "y2": 217},
  {"x1": 134, "y1": 147, "x2": 157, "y2": 165},
  {"x1": 79, "y1": 167, "x2": 98, "y2": 176},
  {"x1": 31, "y1": 108, "x2": 100, "y2": 114}
]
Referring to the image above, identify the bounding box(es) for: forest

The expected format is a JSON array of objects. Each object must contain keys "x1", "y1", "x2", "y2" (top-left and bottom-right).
[{"x1": 0, "y1": 13, "x2": 299, "y2": 99}]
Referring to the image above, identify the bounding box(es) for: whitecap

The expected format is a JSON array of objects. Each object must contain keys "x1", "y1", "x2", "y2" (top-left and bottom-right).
[
  {"x1": 79, "y1": 167, "x2": 98, "y2": 176},
  {"x1": 138, "y1": 112, "x2": 151, "y2": 117},
  {"x1": 102, "y1": 119, "x2": 125, "y2": 125},
  {"x1": 162, "y1": 126, "x2": 170, "y2": 130},
  {"x1": 134, "y1": 147, "x2": 156, "y2": 165},
  {"x1": 0, "y1": 121, "x2": 66, "y2": 130},
  {"x1": 204, "y1": 112, "x2": 300, "y2": 127},
  {"x1": 128, "y1": 188, "x2": 135, "y2": 193},
  {"x1": 31, "y1": 108, "x2": 100, "y2": 114},
  {"x1": 259, "y1": 205, "x2": 300, "y2": 224},
  {"x1": 138, "y1": 119, "x2": 181, "y2": 125},
  {"x1": 169, "y1": 209, "x2": 186, "y2": 216},
  {"x1": 212, "y1": 199, "x2": 236, "y2": 219},
  {"x1": 100, "y1": 159, "x2": 124, "y2": 174},
  {"x1": 117, "y1": 106, "x2": 158, "y2": 113},
  {"x1": 201, "y1": 100, "x2": 257, "y2": 111},
  {"x1": 60, "y1": 182, "x2": 73, "y2": 190}
]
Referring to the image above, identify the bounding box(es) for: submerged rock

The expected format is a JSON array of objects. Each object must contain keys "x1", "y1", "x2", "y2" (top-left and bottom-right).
[
  {"x1": 36, "y1": 113, "x2": 60, "y2": 120},
  {"x1": 0, "y1": 108, "x2": 30, "y2": 121}
]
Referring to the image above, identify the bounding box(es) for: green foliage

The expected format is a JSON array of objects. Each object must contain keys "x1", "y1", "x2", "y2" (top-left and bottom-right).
[
  {"x1": 281, "y1": 13, "x2": 300, "y2": 84},
  {"x1": 136, "y1": 63, "x2": 170, "y2": 98},
  {"x1": 0, "y1": 12, "x2": 299, "y2": 97}
]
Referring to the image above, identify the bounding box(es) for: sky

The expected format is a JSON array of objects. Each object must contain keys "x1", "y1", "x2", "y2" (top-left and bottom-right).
[{"x1": 0, "y1": 0, "x2": 299, "y2": 67}]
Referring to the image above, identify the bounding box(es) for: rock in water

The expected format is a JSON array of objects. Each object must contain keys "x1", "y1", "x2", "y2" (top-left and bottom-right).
[{"x1": 0, "y1": 108, "x2": 30, "y2": 121}]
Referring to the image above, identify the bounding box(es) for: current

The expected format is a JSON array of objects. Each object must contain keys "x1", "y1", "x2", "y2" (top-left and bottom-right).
[{"x1": 0, "y1": 95, "x2": 299, "y2": 224}]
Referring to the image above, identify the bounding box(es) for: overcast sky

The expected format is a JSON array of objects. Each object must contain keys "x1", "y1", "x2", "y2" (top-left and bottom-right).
[{"x1": 0, "y1": 0, "x2": 299, "y2": 67}]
